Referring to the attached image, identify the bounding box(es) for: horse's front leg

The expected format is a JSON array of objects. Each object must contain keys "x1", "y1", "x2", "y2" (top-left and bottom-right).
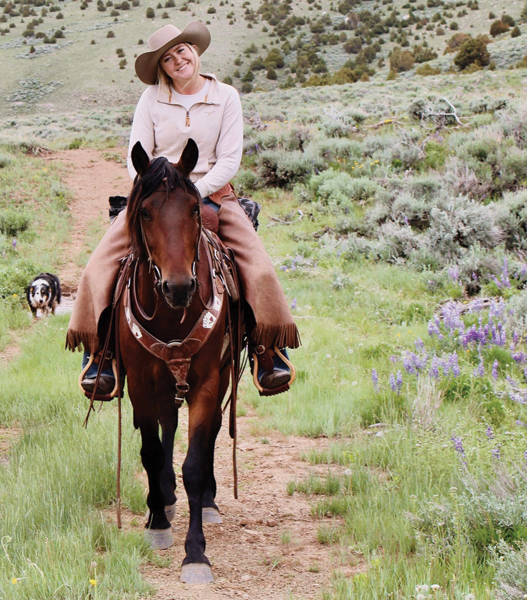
[
  {"x1": 159, "y1": 402, "x2": 179, "y2": 522},
  {"x1": 181, "y1": 393, "x2": 217, "y2": 584},
  {"x1": 137, "y1": 414, "x2": 173, "y2": 550}
]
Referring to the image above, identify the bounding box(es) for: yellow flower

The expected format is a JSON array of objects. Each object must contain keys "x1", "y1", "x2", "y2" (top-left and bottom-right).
[
  {"x1": 12, "y1": 578, "x2": 19, "y2": 584},
  {"x1": 397, "y1": 333, "x2": 401, "y2": 337},
  {"x1": 89, "y1": 579, "x2": 97, "y2": 586},
  {"x1": 13, "y1": 294, "x2": 18, "y2": 298}
]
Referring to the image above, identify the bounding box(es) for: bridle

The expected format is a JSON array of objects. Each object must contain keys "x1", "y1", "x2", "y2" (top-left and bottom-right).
[{"x1": 138, "y1": 181, "x2": 203, "y2": 302}]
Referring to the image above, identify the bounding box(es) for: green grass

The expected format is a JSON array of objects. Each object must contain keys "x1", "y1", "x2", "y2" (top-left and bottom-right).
[{"x1": 0, "y1": 315, "x2": 150, "y2": 599}]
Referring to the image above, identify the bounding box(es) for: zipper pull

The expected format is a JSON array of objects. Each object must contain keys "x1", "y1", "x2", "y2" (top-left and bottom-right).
[{"x1": 186, "y1": 111, "x2": 190, "y2": 127}]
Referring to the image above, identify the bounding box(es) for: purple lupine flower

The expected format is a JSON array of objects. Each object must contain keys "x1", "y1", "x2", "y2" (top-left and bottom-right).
[
  {"x1": 491, "y1": 274, "x2": 503, "y2": 289},
  {"x1": 396, "y1": 370, "x2": 403, "y2": 393},
  {"x1": 491, "y1": 447, "x2": 501, "y2": 462},
  {"x1": 515, "y1": 420, "x2": 527, "y2": 427},
  {"x1": 492, "y1": 360, "x2": 499, "y2": 381},
  {"x1": 513, "y1": 331, "x2": 520, "y2": 348},
  {"x1": 291, "y1": 298, "x2": 297, "y2": 310},
  {"x1": 442, "y1": 302, "x2": 465, "y2": 334},
  {"x1": 473, "y1": 359, "x2": 485, "y2": 377},
  {"x1": 448, "y1": 266, "x2": 459, "y2": 284},
  {"x1": 520, "y1": 264, "x2": 527, "y2": 280},
  {"x1": 429, "y1": 356, "x2": 440, "y2": 379},
  {"x1": 448, "y1": 352, "x2": 460, "y2": 377},
  {"x1": 486, "y1": 426, "x2": 494, "y2": 440},
  {"x1": 489, "y1": 299, "x2": 506, "y2": 320},
  {"x1": 371, "y1": 369, "x2": 379, "y2": 392},
  {"x1": 451, "y1": 436, "x2": 467, "y2": 464},
  {"x1": 501, "y1": 258, "x2": 511, "y2": 288},
  {"x1": 390, "y1": 355, "x2": 398, "y2": 363},
  {"x1": 403, "y1": 354, "x2": 416, "y2": 375},
  {"x1": 524, "y1": 367, "x2": 527, "y2": 382},
  {"x1": 12, "y1": 238, "x2": 16, "y2": 250},
  {"x1": 389, "y1": 373, "x2": 397, "y2": 392},
  {"x1": 512, "y1": 352, "x2": 527, "y2": 364},
  {"x1": 508, "y1": 390, "x2": 527, "y2": 405},
  {"x1": 414, "y1": 338, "x2": 425, "y2": 351},
  {"x1": 427, "y1": 317, "x2": 441, "y2": 338}
]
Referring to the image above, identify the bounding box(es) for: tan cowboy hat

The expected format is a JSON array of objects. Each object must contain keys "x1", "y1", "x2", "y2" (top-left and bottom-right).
[{"x1": 135, "y1": 22, "x2": 211, "y2": 85}]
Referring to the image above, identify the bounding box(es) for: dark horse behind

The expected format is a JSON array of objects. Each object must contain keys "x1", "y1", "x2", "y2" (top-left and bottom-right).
[{"x1": 111, "y1": 140, "x2": 242, "y2": 584}]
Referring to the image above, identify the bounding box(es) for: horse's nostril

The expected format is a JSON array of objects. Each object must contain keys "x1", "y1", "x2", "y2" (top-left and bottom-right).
[{"x1": 190, "y1": 278, "x2": 197, "y2": 295}]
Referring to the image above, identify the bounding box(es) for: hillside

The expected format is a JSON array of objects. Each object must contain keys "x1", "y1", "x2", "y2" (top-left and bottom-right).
[{"x1": 0, "y1": 0, "x2": 525, "y2": 116}]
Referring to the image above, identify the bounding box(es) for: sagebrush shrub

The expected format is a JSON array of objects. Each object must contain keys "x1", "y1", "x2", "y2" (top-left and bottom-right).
[
  {"x1": 425, "y1": 197, "x2": 503, "y2": 258},
  {"x1": 257, "y1": 149, "x2": 321, "y2": 188},
  {"x1": 309, "y1": 169, "x2": 381, "y2": 206}
]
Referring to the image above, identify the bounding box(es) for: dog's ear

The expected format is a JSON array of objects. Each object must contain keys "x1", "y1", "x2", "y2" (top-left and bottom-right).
[
  {"x1": 131, "y1": 142, "x2": 150, "y2": 177},
  {"x1": 174, "y1": 139, "x2": 199, "y2": 178}
]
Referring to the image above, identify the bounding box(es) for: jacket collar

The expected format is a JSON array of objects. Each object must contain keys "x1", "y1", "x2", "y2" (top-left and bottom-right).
[{"x1": 156, "y1": 73, "x2": 221, "y2": 106}]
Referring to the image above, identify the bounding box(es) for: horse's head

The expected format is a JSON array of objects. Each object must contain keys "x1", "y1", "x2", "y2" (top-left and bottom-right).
[{"x1": 127, "y1": 140, "x2": 201, "y2": 309}]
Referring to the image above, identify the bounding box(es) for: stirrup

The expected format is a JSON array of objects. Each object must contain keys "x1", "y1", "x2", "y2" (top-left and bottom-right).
[
  {"x1": 252, "y1": 346, "x2": 296, "y2": 397},
  {"x1": 79, "y1": 353, "x2": 120, "y2": 402}
]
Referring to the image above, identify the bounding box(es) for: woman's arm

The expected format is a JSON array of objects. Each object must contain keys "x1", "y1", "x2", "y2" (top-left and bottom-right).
[
  {"x1": 127, "y1": 89, "x2": 156, "y2": 180},
  {"x1": 194, "y1": 86, "x2": 244, "y2": 199}
]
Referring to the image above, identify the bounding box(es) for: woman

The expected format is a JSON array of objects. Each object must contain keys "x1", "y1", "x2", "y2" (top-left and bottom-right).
[{"x1": 66, "y1": 22, "x2": 300, "y2": 396}]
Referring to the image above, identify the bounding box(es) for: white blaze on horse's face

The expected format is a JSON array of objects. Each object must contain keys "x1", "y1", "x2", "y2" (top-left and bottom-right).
[{"x1": 140, "y1": 188, "x2": 200, "y2": 308}]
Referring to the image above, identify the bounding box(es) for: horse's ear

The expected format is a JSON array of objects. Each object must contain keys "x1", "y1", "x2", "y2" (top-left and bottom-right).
[
  {"x1": 175, "y1": 139, "x2": 199, "y2": 177},
  {"x1": 131, "y1": 141, "x2": 150, "y2": 177}
]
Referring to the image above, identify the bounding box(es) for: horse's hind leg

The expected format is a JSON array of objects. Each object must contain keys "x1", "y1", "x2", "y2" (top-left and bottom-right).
[{"x1": 138, "y1": 416, "x2": 173, "y2": 550}]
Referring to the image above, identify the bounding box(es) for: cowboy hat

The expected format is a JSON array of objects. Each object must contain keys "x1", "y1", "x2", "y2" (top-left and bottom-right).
[{"x1": 135, "y1": 22, "x2": 211, "y2": 85}]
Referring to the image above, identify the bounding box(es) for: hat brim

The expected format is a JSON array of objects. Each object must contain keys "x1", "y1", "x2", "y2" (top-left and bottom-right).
[{"x1": 135, "y1": 21, "x2": 211, "y2": 85}]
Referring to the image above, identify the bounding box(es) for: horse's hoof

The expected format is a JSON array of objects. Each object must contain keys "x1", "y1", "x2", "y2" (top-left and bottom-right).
[
  {"x1": 181, "y1": 563, "x2": 214, "y2": 584},
  {"x1": 145, "y1": 502, "x2": 177, "y2": 523},
  {"x1": 144, "y1": 527, "x2": 173, "y2": 550},
  {"x1": 202, "y1": 507, "x2": 222, "y2": 523}
]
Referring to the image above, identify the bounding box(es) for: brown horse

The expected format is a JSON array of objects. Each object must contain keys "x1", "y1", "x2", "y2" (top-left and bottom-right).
[{"x1": 117, "y1": 140, "x2": 240, "y2": 584}]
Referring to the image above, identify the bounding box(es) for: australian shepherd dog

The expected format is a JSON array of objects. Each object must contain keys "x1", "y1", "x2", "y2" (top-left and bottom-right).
[{"x1": 26, "y1": 273, "x2": 62, "y2": 317}]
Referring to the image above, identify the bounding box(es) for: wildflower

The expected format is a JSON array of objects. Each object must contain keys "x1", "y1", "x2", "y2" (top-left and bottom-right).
[
  {"x1": 451, "y1": 436, "x2": 466, "y2": 463},
  {"x1": 430, "y1": 584, "x2": 441, "y2": 591},
  {"x1": 291, "y1": 298, "x2": 297, "y2": 310},
  {"x1": 371, "y1": 369, "x2": 379, "y2": 392},
  {"x1": 473, "y1": 358, "x2": 484, "y2": 377},
  {"x1": 396, "y1": 370, "x2": 403, "y2": 393},
  {"x1": 12, "y1": 238, "x2": 17, "y2": 250},
  {"x1": 465, "y1": 595, "x2": 476, "y2": 600},
  {"x1": 389, "y1": 373, "x2": 397, "y2": 393},
  {"x1": 491, "y1": 447, "x2": 501, "y2": 462},
  {"x1": 414, "y1": 338, "x2": 425, "y2": 351},
  {"x1": 12, "y1": 578, "x2": 19, "y2": 584},
  {"x1": 89, "y1": 579, "x2": 97, "y2": 586},
  {"x1": 486, "y1": 425, "x2": 494, "y2": 440},
  {"x1": 492, "y1": 360, "x2": 499, "y2": 380},
  {"x1": 429, "y1": 356, "x2": 440, "y2": 379}
]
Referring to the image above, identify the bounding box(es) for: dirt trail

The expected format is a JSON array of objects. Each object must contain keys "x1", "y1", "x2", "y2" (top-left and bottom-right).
[
  {"x1": 45, "y1": 147, "x2": 130, "y2": 292},
  {"x1": 5, "y1": 149, "x2": 361, "y2": 599}
]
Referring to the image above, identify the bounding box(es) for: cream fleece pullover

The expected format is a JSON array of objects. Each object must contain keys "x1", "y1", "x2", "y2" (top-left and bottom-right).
[{"x1": 127, "y1": 74, "x2": 243, "y2": 199}]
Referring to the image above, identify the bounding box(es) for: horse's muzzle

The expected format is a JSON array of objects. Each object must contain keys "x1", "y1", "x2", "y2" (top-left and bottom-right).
[{"x1": 161, "y1": 277, "x2": 197, "y2": 309}]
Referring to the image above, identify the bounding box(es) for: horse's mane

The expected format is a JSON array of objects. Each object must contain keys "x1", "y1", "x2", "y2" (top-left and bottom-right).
[{"x1": 126, "y1": 157, "x2": 199, "y2": 257}]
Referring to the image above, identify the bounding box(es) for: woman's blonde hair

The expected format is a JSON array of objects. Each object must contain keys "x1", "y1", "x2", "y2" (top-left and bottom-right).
[{"x1": 157, "y1": 43, "x2": 202, "y2": 99}]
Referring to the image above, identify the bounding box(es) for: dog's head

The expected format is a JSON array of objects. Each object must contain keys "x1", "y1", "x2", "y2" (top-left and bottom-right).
[{"x1": 29, "y1": 279, "x2": 51, "y2": 307}]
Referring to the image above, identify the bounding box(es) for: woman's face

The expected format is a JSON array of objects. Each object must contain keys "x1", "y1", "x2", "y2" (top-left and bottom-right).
[{"x1": 160, "y1": 43, "x2": 196, "y2": 86}]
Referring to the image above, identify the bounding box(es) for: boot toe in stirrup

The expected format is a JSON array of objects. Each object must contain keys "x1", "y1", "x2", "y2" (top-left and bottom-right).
[{"x1": 81, "y1": 374, "x2": 116, "y2": 395}]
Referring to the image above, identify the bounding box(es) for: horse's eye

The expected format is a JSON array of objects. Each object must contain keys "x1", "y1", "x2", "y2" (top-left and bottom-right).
[
  {"x1": 140, "y1": 208, "x2": 150, "y2": 220},
  {"x1": 193, "y1": 204, "x2": 200, "y2": 216}
]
